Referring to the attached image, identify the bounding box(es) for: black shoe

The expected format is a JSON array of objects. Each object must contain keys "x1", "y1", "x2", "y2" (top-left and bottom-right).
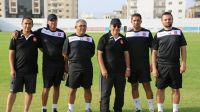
[
  {"x1": 53, "y1": 108, "x2": 58, "y2": 112},
  {"x1": 42, "y1": 109, "x2": 47, "y2": 112},
  {"x1": 136, "y1": 110, "x2": 141, "y2": 112}
]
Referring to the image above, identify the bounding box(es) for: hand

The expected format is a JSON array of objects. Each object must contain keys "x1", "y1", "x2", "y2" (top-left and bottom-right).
[
  {"x1": 125, "y1": 69, "x2": 131, "y2": 77},
  {"x1": 101, "y1": 68, "x2": 108, "y2": 78},
  {"x1": 180, "y1": 63, "x2": 186, "y2": 74},
  {"x1": 10, "y1": 69, "x2": 16, "y2": 79},
  {"x1": 152, "y1": 68, "x2": 159, "y2": 78},
  {"x1": 12, "y1": 31, "x2": 19, "y2": 39},
  {"x1": 101, "y1": 71, "x2": 108, "y2": 79}
]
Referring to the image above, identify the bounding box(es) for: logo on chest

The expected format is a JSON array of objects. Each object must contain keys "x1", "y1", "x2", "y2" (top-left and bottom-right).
[
  {"x1": 32, "y1": 37, "x2": 37, "y2": 42},
  {"x1": 120, "y1": 40, "x2": 124, "y2": 45}
]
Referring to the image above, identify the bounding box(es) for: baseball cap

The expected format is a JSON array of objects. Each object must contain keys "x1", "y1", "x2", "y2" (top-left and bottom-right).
[
  {"x1": 110, "y1": 18, "x2": 121, "y2": 25},
  {"x1": 47, "y1": 14, "x2": 57, "y2": 21}
]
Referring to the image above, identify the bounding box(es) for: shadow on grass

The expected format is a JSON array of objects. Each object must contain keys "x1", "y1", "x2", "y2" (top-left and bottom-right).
[
  {"x1": 90, "y1": 107, "x2": 200, "y2": 112},
  {"x1": 122, "y1": 107, "x2": 200, "y2": 112},
  {"x1": 179, "y1": 107, "x2": 200, "y2": 112}
]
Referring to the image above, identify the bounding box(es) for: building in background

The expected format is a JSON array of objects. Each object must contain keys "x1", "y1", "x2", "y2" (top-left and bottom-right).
[
  {"x1": 154, "y1": 0, "x2": 165, "y2": 18},
  {"x1": 127, "y1": 0, "x2": 160, "y2": 19},
  {"x1": 127, "y1": 0, "x2": 154, "y2": 19},
  {"x1": 0, "y1": 0, "x2": 78, "y2": 18},
  {"x1": 103, "y1": 10, "x2": 122, "y2": 19},
  {"x1": 165, "y1": 0, "x2": 186, "y2": 19},
  {"x1": 79, "y1": 12, "x2": 95, "y2": 19},
  {"x1": 0, "y1": 0, "x2": 3, "y2": 17},
  {"x1": 103, "y1": 4, "x2": 127, "y2": 19},
  {"x1": 121, "y1": 4, "x2": 127, "y2": 19},
  {"x1": 187, "y1": 0, "x2": 200, "y2": 18},
  {"x1": 137, "y1": 0, "x2": 154, "y2": 19},
  {"x1": 127, "y1": 0, "x2": 137, "y2": 18},
  {"x1": 127, "y1": 0, "x2": 194, "y2": 19},
  {"x1": 4, "y1": 0, "x2": 44, "y2": 18},
  {"x1": 0, "y1": 0, "x2": 198, "y2": 19},
  {"x1": 45, "y1": 0, "x2": 78, "y2": 19}
]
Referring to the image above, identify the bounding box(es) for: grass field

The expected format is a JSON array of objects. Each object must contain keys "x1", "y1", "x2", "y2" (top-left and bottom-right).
[{"x1": 0, "y1": 32, "x2": 200, "y2": 112}]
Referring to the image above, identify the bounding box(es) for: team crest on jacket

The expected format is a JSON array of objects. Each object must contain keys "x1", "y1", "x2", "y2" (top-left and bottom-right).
[
  {"x1": 33, "y1": 37, "x2": 37, "y2": 42},
  {"x1": 58, "y1": 33, "x2": 61, "y2": 36},
  {"x1": 143, "y1": 32, "x2": 147, "y2": 36},
  {"x1": 174, "y1": 31, "x2": 177, "y2": 35},
  {"x1": 120, "y1": 40, "x2": 124, "y2": 44}
]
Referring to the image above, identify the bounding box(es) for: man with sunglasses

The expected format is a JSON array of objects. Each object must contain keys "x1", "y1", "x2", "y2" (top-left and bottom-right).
[
  {"x1": 97, "y1": 18, "x2": 131, "y2": 112},
  {"x1": 62, "y1": 19, "x2": 95, "y2": 112},
  {"x1": 126, "y1": 13, "x2": 154, "y2": 112}
]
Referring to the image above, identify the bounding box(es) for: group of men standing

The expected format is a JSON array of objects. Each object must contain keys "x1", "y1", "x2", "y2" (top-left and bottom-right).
[{"x1": 6, "y1": 11, "x2": 187, "y2": 112}]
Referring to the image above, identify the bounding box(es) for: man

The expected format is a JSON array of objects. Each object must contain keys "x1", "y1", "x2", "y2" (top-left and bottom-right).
[
  {"x1": 97, "y1": 18, "x2": 131, "y2": 112},
  {"x1": 152, "y1": 12, "x2": 187, "y2": 112},
  {"x1": 62, "y1": 19, "x2": 95, "y2": 112},
  {"x1": 13, "y1": 14, "x2": 66, "y2": 112},
  {"x1": 34, "y1": 14, "x2": 66, "y2": 112},
  {"x1": 125, "y1": 13, "x2": 154, "y2": 112},
  {"x1": 6, "y1": 17, "x2": 40, "y2": 112}
]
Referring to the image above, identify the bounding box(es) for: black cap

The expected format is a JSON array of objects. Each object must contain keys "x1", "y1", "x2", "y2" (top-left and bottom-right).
[
  {"x1": 110, "y1": 18, "x2": 121, "y2": 25},
  {"x1": 47, "y1": 14, "x2": 57, "y2": 21}
]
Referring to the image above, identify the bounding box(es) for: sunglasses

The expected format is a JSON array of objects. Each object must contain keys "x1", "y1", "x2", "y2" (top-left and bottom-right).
[{"x1": 113, "y1": 25, "x2": 121, "y2": 28}]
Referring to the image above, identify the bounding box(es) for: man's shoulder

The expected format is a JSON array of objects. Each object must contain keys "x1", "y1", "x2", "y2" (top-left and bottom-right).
[
  {"x1": 33, "y1": 27, "x2": 45, "y2": 35},
  {"x1": 67, "y1": 33, "x2": 76, "y2": 38},
  {"x1": 84, "y1": 34, "x2": 93, "y2": 38},
  {"x1": 141, "y1": 27, "x2": 151, "y2": 32},
  {"x1": 36, "y1": 27, "x2": 45, "y2": 31},
  {"x1": 103, "y1": 32, "x2": 110, "y2": 36},
  {"x1": 156, "y1": 28, "x2": 164, "y2": 33},
  {"x1": 119, "y1": 33, "x2": 125, "y2": 38},
  {"x1": 172, "y1": 27, "x2": 181, "y2": 30},
  {"x1": 56, "y1": 28, "x2": 65, "y2": 33}
]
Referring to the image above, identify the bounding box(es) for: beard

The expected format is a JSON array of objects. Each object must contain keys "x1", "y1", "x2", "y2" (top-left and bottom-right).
[{"x1": 164, "y1": 23, "x2": 172, "y2": 28}]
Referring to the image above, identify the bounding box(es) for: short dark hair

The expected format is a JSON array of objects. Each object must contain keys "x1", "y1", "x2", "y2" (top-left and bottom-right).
[
  {"x1": 131, "y1": 13, "x2": 142, "y2": 20},
  {"x1": 161, "y1": 12, "x2": 173, "y2": 19},
  {"x1": 22, "y1": 17, "x2": 33, "y2": 24}
]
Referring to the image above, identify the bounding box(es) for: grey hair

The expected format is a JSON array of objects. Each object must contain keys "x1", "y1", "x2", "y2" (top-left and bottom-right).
[{"x1": 75, "y1": 19, "x2": 87, "y2": 26}]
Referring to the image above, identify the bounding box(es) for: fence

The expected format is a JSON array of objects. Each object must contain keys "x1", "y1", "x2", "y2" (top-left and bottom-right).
[{"x1": 0, "y1": 18, "x2": 200, "y2": 32}]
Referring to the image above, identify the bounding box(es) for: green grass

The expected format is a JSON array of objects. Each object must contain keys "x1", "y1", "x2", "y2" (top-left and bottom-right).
[{"x1": 0, "y1": 32, "x2": 200, "y2": 112}]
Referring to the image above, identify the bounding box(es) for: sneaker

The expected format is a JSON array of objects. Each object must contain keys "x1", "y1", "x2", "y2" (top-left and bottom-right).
[
  {"x1": 42, "y1": 109, "x2": 47, "y2": 112},
  {"x1": 67, "y1": 109, "x2": 72, "y2": 112},
  {"x1": 85, "y1": 108, "x2": 92, "y2": 112},
  {"x1": 136, "y1": 110, "x2": 141, "y2": 112},
  {"x1": 53, "y1": 108, "x2": 58, "y2": 112}
]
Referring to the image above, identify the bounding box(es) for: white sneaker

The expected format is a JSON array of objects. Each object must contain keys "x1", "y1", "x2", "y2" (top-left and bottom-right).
[{"x1": 85, "y1": 108, "x2": 92, "y2": 112}]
